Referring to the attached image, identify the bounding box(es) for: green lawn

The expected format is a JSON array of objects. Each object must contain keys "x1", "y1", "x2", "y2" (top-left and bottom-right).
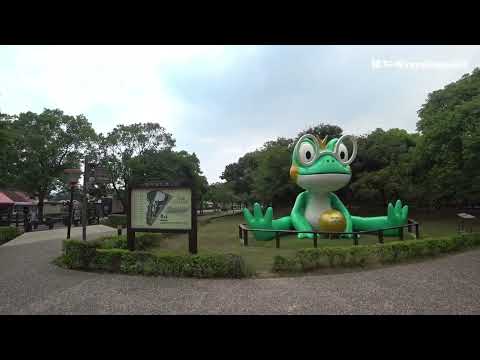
[{"x1": 145, "y1": 211, "x2": 473, "y2": 274}]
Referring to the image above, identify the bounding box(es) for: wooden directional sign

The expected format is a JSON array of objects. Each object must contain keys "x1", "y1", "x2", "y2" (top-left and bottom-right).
[{"x1": 93, "y1": 167, "x2": 110, "y2": 183}]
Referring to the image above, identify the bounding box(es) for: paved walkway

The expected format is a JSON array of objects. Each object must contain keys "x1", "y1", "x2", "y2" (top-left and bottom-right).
[{"x1": 1, "y1": 226, "x2": 479, "y2": 314}]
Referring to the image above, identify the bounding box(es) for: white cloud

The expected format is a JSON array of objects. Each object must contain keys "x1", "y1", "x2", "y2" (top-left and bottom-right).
[{"x1": 0, "y1": 45, "x2": 230, "y2": 133}]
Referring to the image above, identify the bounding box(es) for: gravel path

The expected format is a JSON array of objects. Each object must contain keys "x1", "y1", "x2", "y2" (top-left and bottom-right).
[{"x1": 1, "y1": 226, "x2": 479, "y2": 314}]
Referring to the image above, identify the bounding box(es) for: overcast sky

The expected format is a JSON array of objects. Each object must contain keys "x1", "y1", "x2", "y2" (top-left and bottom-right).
[{"x1": 1, "y1": 45, "x2": 479, "y2": 183}]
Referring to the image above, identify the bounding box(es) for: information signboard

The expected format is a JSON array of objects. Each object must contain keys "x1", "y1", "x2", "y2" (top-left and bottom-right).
[
  {"x1": 127, "y1": 181, "x2": 197, "y2": 253},
  {"x1": 131, "y1": 187, "x2": 192, "y2": 230}
]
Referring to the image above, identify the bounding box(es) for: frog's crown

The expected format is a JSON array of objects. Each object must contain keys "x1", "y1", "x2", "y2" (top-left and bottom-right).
[{"x1": 317, "y1": 135, "x2": 328, "y2": 150}]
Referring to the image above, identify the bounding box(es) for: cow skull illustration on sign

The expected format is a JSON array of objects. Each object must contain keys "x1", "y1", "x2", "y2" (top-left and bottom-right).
[{"x1": 146, "y1": 190, "x2": 172, "y2": 225}]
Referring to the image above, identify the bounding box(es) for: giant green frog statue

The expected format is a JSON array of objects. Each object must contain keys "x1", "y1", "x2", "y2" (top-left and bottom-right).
[{"x1": 243, "y1": 134, "x2": 409, "y2": 240}]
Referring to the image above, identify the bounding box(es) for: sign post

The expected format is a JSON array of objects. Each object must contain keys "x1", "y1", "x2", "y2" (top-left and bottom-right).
[
  {"x1": 127, "y1": 180, "x2": 197, "y2": 254},
  {"x1": 189, "y1": 187, "x2": 197, "y2": 254},
  {"x1": 82, "y1": 160, "x2": 89, "y2": 241},
  {"x1": 64, "y1": 168, "x2": 82, "y2": 240}
]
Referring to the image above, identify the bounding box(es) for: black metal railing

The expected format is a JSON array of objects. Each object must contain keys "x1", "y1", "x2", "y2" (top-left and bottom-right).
[{"x1": 238, "y1": 218, "x2": 420, "y2": 248}]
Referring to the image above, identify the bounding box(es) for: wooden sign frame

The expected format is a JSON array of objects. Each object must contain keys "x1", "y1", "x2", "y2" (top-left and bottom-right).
[{"x1": 127, "y1": 180, "x2": 197, "y2": 254}]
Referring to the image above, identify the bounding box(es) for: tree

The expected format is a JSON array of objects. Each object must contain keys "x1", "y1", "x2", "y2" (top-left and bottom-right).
[
  {"x1": 0, "y1": 113, "x2": 17, "y2": 188},
  {"x1": 221, "y1": 150, "x2": 259, "y2": 205},
  {"x1": 251, "y1": 137, "x2": 298, "y2": 208},
  {"x1": 128, "y1": 149, "x2": 209, "y2": 205},
  {"x1": 205, "y1": 182, "x2": 236, "y2": 211},
  {"x1": 0, "y1": 113, "x2": 13, "y2": 148},
  {"x1": 8, "y1": 109, "x2": 97, "y2": 217},
  {"x1": 415, "y1": 67, "x2": 480, "y2": 207},
  {"x1": 295, "y1": 123, "x2": 343, "y2": 142},
  {"x1": 98, "y1": 123, "x2": 175, "y2": 209},
  {"x1": 349, "y1": 128, "x2": 418, "y2": 206}
]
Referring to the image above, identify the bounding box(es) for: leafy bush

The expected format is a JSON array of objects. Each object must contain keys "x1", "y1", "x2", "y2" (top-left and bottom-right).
[
  {"x1": 272, "y1": 255, "x2": 301, "y2": 273},
  {"x1": 273, "y1": 233, "x2": 480, "y2": 273},
  {"x1": 0, "y1": 226, "x2": 21, "y2": 245},
  {"x1": 96, "y1": 233, "x2": 158, "y2": 250},
  {"x1": 92, "y1": 248, "x2": 126, "y2": 272},
  {"x1": 61, "y1": 240, "x2": 97, "y2": 269},
  {"x1": 59, "y1": 239, "x2": 250, "y2": 278}
]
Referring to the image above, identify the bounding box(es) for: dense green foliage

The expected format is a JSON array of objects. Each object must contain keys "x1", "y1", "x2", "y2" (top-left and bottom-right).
[
  {"x1": 61, "y1": 240, "x2": 98, "y2": 269},
  {"x1": 203, "y1": 182, "x2": 237, "y2": 209},
  {"x1": 0, "y1": 226, "x2": 21, "y2": 244},
  {"x1": 0, "y1": 113, "x2": 16, "y2": 188},
  {"x1": 96, "y1": 123, "x2": 174, "y2": 208},
  {"x1": 221, "y1": 69, "x2": 480, "y2": 209},
  {"x1": 96, "y1": 233, "x2": 158, "y2": 251},
  {"x1": 272, "y1": 232, "x2": 480, "y2": 273},
  {"x1": 1, "y1": 114, "x2": 208, "y2": 212},
  {"x1": 128, "y1": 149, "x2": 208, "y2": 202},
  {"x1": 91, "y1": 122, "x2": 208, "y2": 208},
  {"x1": 0, "y1": 109, "x2": 97, "y2": 216},
  {"x1": 351, "y1": 128, "x2": 419, "y2": 205},
  {"x1": 415, "y1": 68, "x2": 480, "y2": 207},
  {"x1": 58, "y1": 239, "x2": 250, "y2": 278}
]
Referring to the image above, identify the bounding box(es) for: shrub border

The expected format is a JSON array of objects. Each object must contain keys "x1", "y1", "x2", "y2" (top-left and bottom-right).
[
  {"x1": 58, "y1": 239, "x2": 251, "y2": 278},
  {"x1": 272, "y1": 233, "x2": 480, "y2": 273}
]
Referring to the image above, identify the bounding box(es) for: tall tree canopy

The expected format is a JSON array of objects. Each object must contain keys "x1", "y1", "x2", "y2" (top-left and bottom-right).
[
  {"x1": 5, "y1": 109, "x2": 96, "y2": 216},
  {"x1": 129, "y1": 149, "x2": 208, "y2": 201},
  {"x1": 295, "y1": 123, "x2": 343, "y2": 142},
  {"x1": 0, "y1": 113, "x2": 16, "y2": 188},
  {"x1": 251, "y1": 137, "x2": 296, "y2": 207},
  {"x1": 98, "y1": 123, "x2": 176, "y2": 208},
  {"x1": 204, "y1": 182, "x2": 236, "y2": 209},
  {"x1": 415, "y1": 67, "x2": 480, "y2": 206},
  {"x1": 350, "y1": 128, "x2": 418, "y2": 205}
]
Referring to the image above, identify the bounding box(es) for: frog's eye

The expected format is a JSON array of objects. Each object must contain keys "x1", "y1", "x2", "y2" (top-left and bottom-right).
[
  {"x1": 334, "y1": 135, "x2": 357, "y2": 165},
  {"x1": 338, "y1": 143, "x2": 348, "y2": 162},
  {"x1": 298, "y1": 142, "x2": 316, "y2": 165}
]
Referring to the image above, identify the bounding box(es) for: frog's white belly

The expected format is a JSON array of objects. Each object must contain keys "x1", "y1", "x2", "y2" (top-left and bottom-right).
[{"x1": 304, "y1": 192, "x2": 331, "y2": 230}]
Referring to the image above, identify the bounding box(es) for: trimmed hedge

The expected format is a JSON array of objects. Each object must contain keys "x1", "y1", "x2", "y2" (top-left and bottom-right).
[
  {"x1": 62, "y1": 239, "x2": 98, "y2": 269},
  {"x1": 273, "y1": 233, "x2": 480, "y2": 273},
  {"x1": 0, "y1": 226, "x2": 21, "y2": 245},
  {"x1": 59, "y1": 239, "x2": 250, "y2": 278},
  {"x1": 95, "y1": 233, "x2": 158, "y2": 251}
]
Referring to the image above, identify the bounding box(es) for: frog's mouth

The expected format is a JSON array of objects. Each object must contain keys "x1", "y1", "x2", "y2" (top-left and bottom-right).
[{"x1": 297, "y1": 173, "x2": 351, "y2": 192}]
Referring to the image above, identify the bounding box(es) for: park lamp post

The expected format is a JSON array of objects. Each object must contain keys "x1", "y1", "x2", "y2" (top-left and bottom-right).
[{"x1": 64, "y1": 168, "x2": 82, "y2": 239}]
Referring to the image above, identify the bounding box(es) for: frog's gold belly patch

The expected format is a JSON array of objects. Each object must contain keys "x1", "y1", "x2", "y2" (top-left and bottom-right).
[{"x1": 319, "y1": 209, "x2": 346, "y2": 232}]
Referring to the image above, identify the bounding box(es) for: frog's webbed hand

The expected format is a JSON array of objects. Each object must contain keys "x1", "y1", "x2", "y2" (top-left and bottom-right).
[
  {"x1": 384, "y1": 200, "x2": 409, "y2": 236},
  {"x1": 387, "y1": 200, "x2": 409, "y2": 227},
  {"x1": 243, "y1": 203, "x2": 275, "y2": 241}
]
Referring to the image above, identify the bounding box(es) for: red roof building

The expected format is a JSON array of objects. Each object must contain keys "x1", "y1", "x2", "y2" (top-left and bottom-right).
[
  {"x1": 0, "y1": 190, "x2": 34, "y2": 206},
  {"x1": 0, "y1": 192, "x2": 14, "y2": 205}
]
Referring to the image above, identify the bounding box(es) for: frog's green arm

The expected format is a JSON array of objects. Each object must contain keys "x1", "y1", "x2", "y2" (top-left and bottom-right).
[
  {"x1": 351, "y1": 216, "x2": 389, "y2": 232},
  {"x1": 271, "y1": 216, "x2": 293, "y2": 231},
  {"x1": 329, "y1": 193, "x2": 353, "y2": 233},
  {"x1": 291, "y1": 191, "x2": 313, "y2": 234},
  {"x1": 351, "y1": 200, "x2": 408, "y2": 236}
]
